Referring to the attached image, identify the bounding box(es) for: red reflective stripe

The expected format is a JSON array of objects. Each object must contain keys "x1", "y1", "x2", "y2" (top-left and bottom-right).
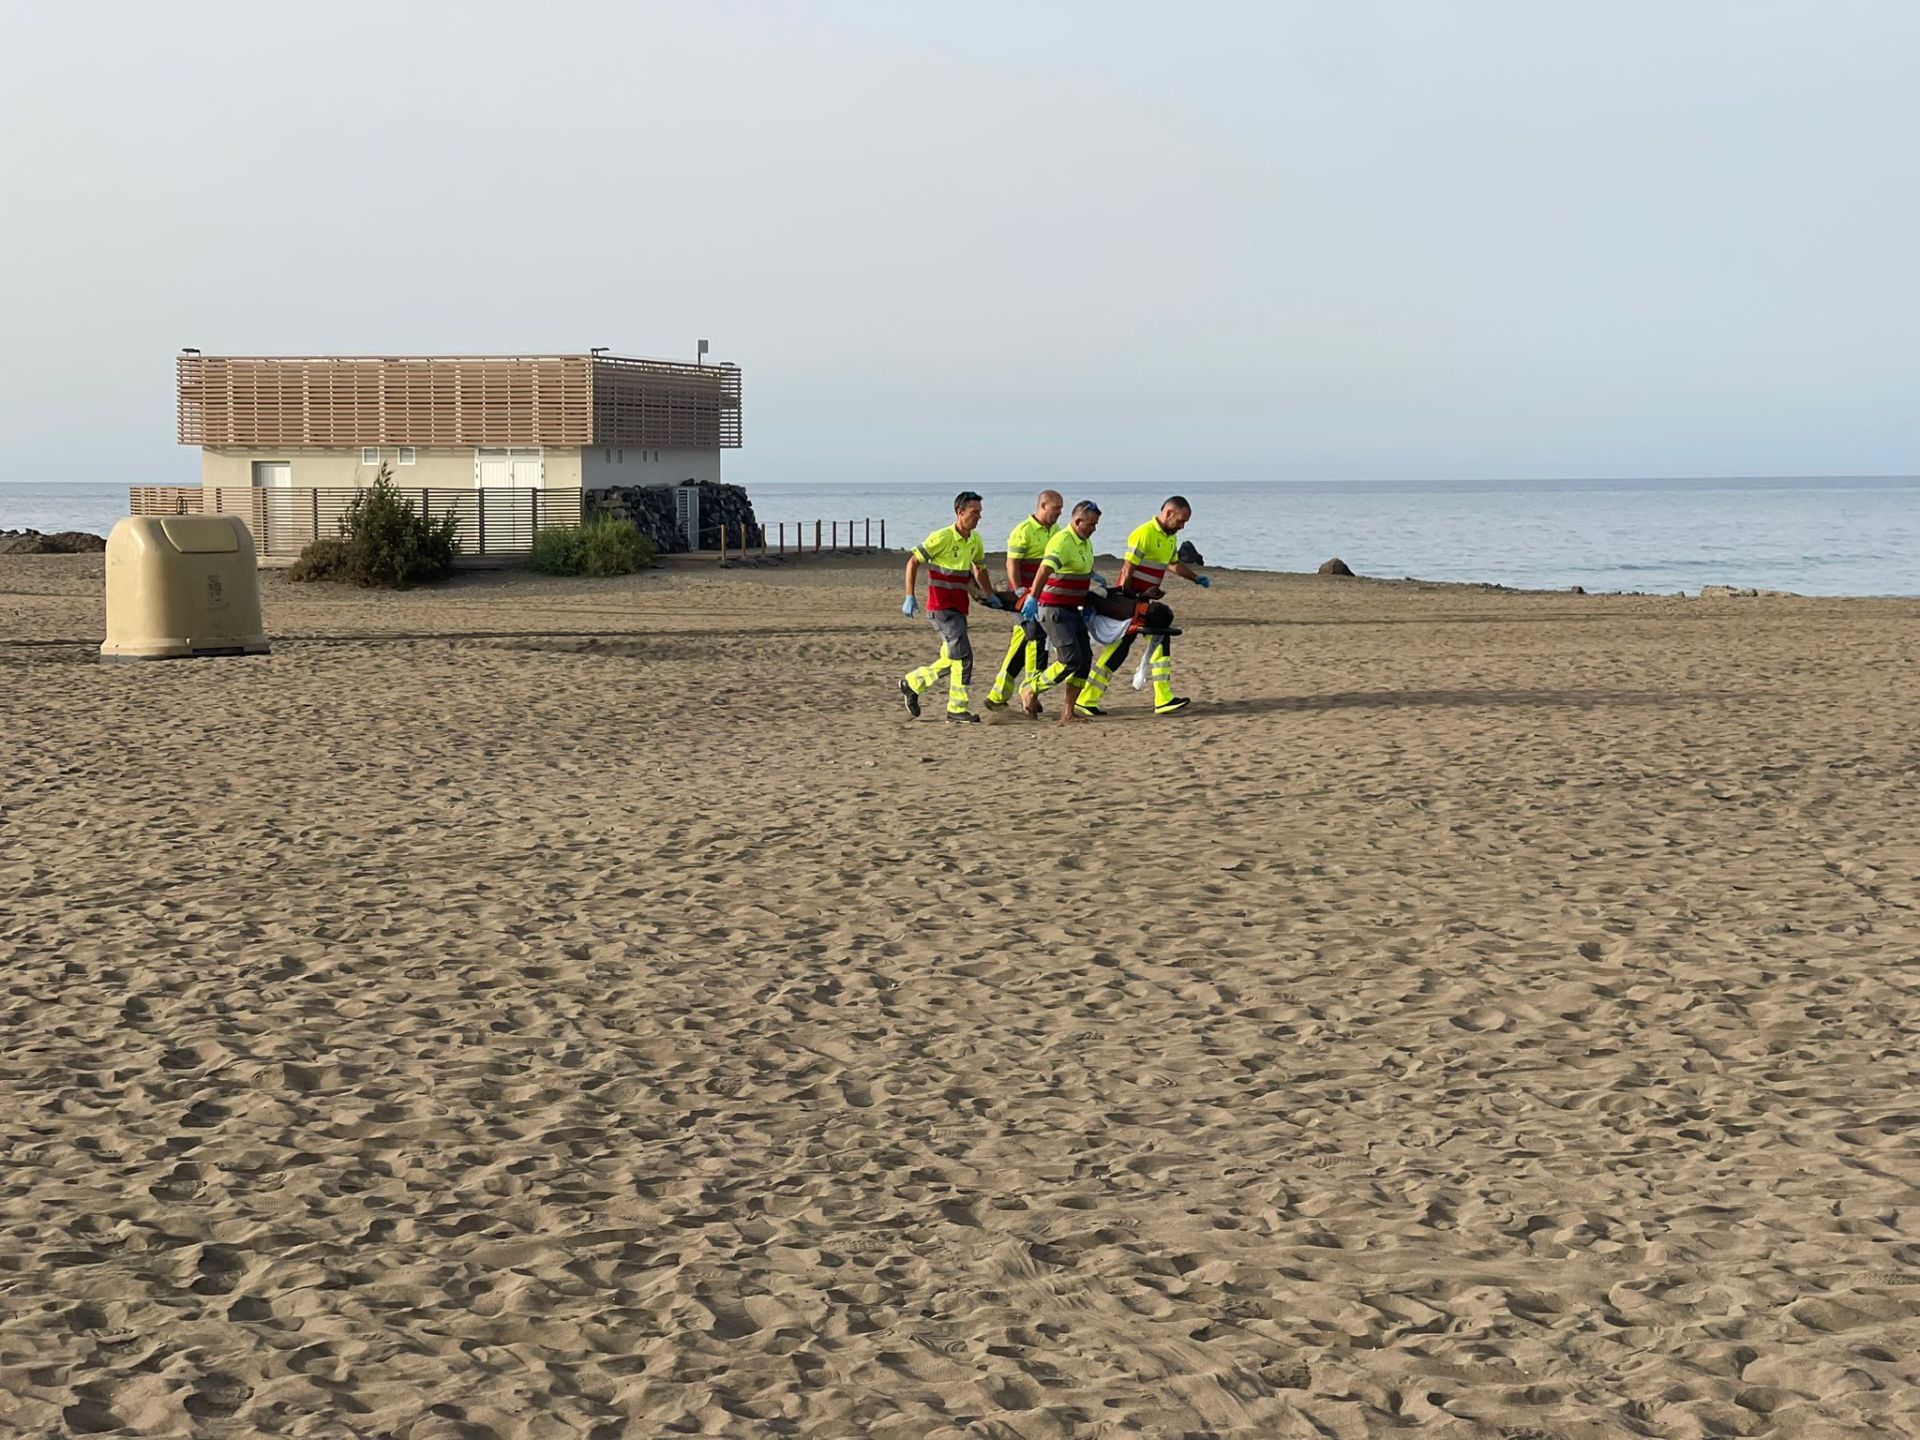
[
  {"x1": 1040, "y1": 574, "x2": 1091, "y2": 605},
  {"x1": 1125, "y1": 564, "x2": 1167, "y2": 592},
  {"x1": 927, "y1": 564, "x2": 973, "y2": 612},
  {"x1": 1014, "y1": 558, "x2": 1043, "y2": 585}
]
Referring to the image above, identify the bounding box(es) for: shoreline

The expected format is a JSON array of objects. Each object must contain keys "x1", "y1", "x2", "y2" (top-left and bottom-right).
[
  {"x1": 8, "y1": 543, "x2": 1920, "y2": 604},
  {"x1": 5, "y1": 472, "x2": 1918, "y2": 597}
]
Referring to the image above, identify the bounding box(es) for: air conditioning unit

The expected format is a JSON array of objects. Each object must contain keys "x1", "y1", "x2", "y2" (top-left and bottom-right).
[{"x1": 674, "y1": 483, "x2": 701, "y2": 550}]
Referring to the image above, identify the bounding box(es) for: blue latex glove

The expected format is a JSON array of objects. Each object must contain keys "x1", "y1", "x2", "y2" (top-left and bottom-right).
[
  {"x1": 984, "y1": 593, "x2": 1005, "y2": 610},
  {"x1": 1194, "y1": 574, "x2": 1212, "y2": 589},
  {"x1": 1020, "y1": 595, "x2": 1041, "y2": 623},
  {"x1": 1090, "y1": 570, "x2": 1109, "y2": 589},
  {"x1": 901, "y1": 595, "x2": 919, "y2": 618}
]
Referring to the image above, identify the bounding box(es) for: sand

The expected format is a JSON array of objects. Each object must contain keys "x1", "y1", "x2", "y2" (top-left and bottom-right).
[{"x1": 2, "y1": 550, "x2": 1918, "y2": 1439}]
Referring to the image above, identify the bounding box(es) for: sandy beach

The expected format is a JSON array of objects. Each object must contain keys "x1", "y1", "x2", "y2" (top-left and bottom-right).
[{"x1": 2, "y1": 551, "x2": 1918, "y2": 1438}]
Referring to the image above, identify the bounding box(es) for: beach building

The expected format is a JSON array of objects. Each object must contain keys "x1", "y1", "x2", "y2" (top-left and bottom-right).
[{"x1": 142, "y1": 351, "x2": 743, "y2": 557}]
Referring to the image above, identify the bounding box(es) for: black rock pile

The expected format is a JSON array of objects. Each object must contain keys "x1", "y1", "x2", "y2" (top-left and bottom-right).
[{"x1": 586, "y1": 482, "x2": 762, "y2": 554}]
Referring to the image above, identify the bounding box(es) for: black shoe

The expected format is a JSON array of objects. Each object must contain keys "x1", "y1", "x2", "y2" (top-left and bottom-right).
[
  {"x1": 945, "y1": 711, "x2": 981, "y2": 724},
  {"x1": 1076, "y1": 705, "x2": 1106, "y2": 717},
  {"x1": 984, "y1": 697, "x2": 1008, "y2": 712},
  {"x1": 900, "y1": 680, "x2": 921, "y2": 718},
  {"x1": 1154, "y1": 696, "x2": 1192, "y2": 715}
]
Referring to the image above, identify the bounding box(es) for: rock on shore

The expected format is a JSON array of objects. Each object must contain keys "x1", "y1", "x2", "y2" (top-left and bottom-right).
[{"x1": 0, "y1": 529, "x2": 106, "y2": 555}]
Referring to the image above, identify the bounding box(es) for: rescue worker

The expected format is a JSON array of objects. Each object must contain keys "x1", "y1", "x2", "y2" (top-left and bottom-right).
[
  {"x1": 984, "y1": 489, "x2": 1063, "y2": 716},
  {"x1": 899, "y1": 491, "x2": 1003, "y2": 724},
  {"x1": 1017, "y1": 500, "x2": 1102, "y2": 725},
  {"x1": 1075, "y1": 494, "x2": 1210, "y2": 716}
]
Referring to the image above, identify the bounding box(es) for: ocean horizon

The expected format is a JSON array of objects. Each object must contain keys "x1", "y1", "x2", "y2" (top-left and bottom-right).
[{"x1": 5, "y1": 474, "x2": 1916, "y2": 597}]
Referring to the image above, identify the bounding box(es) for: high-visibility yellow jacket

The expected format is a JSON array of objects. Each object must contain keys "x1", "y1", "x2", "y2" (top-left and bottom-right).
[
  {"x1": 1123, "y1": 519, "x2": 1179, "y2": 593},
  {"x1": 1037, "y1": 529, "x2": 1094, "y2": 607},
  {"x1": 915, "y1": 525, "x2": 986, "y2": 613},
  {"x1": 1006, "y1": 515, "x2": 1059, "y2": 598}
]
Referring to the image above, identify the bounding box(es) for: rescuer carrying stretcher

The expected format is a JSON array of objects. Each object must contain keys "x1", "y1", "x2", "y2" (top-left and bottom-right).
[{"x1": 896, "y1": 491, "x2": 1212, "y2": 724}]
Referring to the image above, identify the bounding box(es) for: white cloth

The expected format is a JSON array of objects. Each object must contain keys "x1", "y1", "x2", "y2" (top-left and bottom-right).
[{"x1": 1087, "y1": 611, "x2": 1131, "y2": 646}]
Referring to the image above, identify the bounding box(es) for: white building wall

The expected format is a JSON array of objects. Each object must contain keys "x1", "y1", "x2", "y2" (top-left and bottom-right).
[
  {"x1": 201, "y1": 447, "x2": 584, "y2": 490},
  {"x1": 578, "y1": 446, "x2": 721, "y2": 489}
]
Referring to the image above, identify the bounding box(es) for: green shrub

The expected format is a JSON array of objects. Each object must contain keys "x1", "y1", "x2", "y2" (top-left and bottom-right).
[
  {"x1": 336, "y1": 467, "x2": 460, "y2": 588},
  {"x1": 580, "y1": 514, "x2": 653, "y2": 576},
  {"x1": 531, "y1": 515, "x2": 653, "y2": 577},
  {"x1": 288, "y1": 536, "x2": 351, "y2": 582},
  {"x1": 530, "y1": 523, "x2": 589, "y2": 576}
]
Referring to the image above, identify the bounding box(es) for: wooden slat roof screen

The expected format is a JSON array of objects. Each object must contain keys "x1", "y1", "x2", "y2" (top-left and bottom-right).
[
  {"x1": 591, "y1": 356, "x2": 742, "y2": 450},
  {"x1": 178, "y1": 354, "x2": 741, "y2": 449}
]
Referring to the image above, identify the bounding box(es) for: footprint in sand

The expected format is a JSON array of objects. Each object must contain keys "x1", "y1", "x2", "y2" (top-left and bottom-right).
[
  {"x1": 1453, "y1": 1006, "x2": 1514, "y2": 1032},
  {"x1": 183, "y1": 1373, "x2": 251, "y2": 1418},
  {"x1": 63, "y1": 1400, "x2": 122, "y2": 1435}
]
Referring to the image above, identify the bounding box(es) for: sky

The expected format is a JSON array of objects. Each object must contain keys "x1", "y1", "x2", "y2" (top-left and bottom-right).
[{"x1": 1, "y1": 0, "x2": 1916, "y2": 488}]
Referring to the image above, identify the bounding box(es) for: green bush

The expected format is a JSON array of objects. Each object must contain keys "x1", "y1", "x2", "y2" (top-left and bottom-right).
[
  {"x1": 580, "y1": 514, "x2": 653, "y2": 576},
  {"x1": 531, "y1": 515, "x2": 654, "y2": 577},
  {"x1": 288, "y1": 536, "x2": 351, "y2": 582},
  {"x1": 336, "y1": 467, "x2": 460, "y2": 588},
  {"x1": 530, "y1": 523, "x2": 588, "y2": 576}
]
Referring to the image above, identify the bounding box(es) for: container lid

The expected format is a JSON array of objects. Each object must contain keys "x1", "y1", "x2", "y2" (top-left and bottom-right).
[{"x1": 159, "y1": 517, "x2": 240, "y2": 553}]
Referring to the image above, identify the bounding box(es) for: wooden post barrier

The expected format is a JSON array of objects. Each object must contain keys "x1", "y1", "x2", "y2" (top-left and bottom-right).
[
  {"x1": 865, "y1": 518, "x2": 871, "y2": 550},
  {"x1": 815, "y1": 520, "x2": 822, "y2": 553},
  {"x1": 880, "y1": 518, "x2": 886, "y2": 550}
]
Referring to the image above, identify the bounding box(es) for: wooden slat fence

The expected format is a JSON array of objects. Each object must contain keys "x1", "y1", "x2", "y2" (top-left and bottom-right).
[{"x1": 129, "y1": 487, "x2": 582, "y2": 560}]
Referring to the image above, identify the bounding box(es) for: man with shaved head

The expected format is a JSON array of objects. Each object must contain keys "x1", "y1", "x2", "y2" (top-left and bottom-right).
[{"x1": 983, "y1": 489, "x2": 1064, "y2": 716}]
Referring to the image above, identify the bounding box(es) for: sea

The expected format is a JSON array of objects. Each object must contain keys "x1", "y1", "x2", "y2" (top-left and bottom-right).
[{"x1": 5, "y1": 476, "x2": 1916, "y2": 597}]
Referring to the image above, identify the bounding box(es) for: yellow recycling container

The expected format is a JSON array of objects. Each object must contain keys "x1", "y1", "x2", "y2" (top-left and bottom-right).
[{"x1": 100, "y1": 515, "x2": 270, "y2": 663}]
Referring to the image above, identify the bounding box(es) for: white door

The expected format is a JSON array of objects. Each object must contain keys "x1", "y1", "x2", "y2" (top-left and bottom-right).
[
  {"x1": 252, "y1": 461, "x2": 293, "y2": 553},
  {"x1": 474, "y1": 448, "x2": 539, "y2": 553}
]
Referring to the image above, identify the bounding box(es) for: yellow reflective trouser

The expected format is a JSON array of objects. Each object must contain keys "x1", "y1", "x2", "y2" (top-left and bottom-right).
[
  {"x1": 904, "y1": 612, "x2": 972, "y2": 714},
  {"x1": 1147, "y1": 640, "x2": 1174, "y2": 707},
  {"x1": 986, "y1": 618, "x2": 1044, "y2": 704},
  {"x1": 1077, "y1": 634, "x2": 1174, "y2": 712}
]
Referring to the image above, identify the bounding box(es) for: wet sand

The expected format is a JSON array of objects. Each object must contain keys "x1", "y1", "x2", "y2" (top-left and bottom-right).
[{"x1": 3, "y1": 551, "x2": 1918, "y2": 1438}]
